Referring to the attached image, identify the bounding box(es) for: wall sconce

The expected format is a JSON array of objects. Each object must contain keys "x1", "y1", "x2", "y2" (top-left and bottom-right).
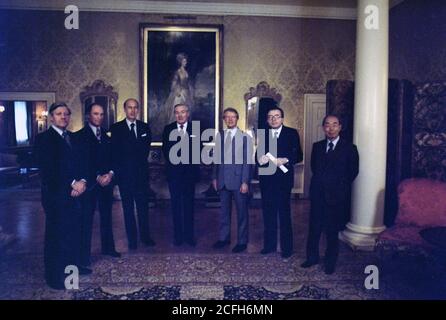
[
  {"x1": 38, "y1": 110, "x2": 49, "y2": 120},
  {"x1": 0, "y1": 105, "x2": 5, "y2": 113},
  {"x1": 247, "y1": 97, "x2": 258, "y2": 111}
]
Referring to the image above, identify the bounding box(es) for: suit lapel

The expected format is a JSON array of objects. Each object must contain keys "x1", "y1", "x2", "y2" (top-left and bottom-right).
[
  {"x1": 86, "y1": 126, "x2": 98, "y2": 145},
  {"x1": 124, "y1": 120, "x2": 136, "y2": 141},
  {"x1": 320, "y1": 140, "x2": 327, "y2": 159},
  {"x1": 186, "y1": 121, "x2": 193, "y2": 137},
  {"x1": 332, "y1": 138, "x2": 345, "y2": 160},
  {"x1": 50, "y1": 126, "x2": 70, "y2": 149},
  {"x1": 277, "y1": 126, "x2": 286, "y2": 150},
  {"x1": 324, "y1": 137, "x2": 344, "y2": 162}
]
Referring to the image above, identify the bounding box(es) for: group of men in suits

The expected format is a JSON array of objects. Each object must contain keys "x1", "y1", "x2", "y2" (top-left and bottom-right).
[
  {"x1": 161, "y1": 106, "x2": 359, "y2": 275},
  {"x1": 35, "y1": 97, "x2": 358, "y2": 290},
  {"x1": 34, "y1": 98, "x2": 154, "y2": 289}
]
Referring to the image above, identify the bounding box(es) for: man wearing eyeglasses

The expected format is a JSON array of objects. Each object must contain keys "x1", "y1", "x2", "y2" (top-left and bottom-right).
[
  {"x1": 301, "y1": 115, "x2": 359, "y2": 275},
  {"x1": 257, "y1": 107, "x2": 303, "y2": 259}
]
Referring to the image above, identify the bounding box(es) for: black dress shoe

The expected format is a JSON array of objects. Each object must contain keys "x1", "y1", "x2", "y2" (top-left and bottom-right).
[
  {"x1": 129, "y1": 244, "x2": 137, "y2": 250},
  {"x1": 174, "y1": 239, "x2": 183, "y2": 246},
  {"x1": 232, "y1": 244, "x2": 247, "y2": 253},
  {"x1": 281, "y1": 251, "x2": 293, "y2": 259},
  {"x1": 185, "y1": 239, "x2": 196, "y2": 247},
  {"x1": 103, "y1": 250, "x2": 121, "y2": 258},
  {"x1": 301, "y1": 260, "x2": 319, "y2": 268},
  {"x1": 79, "y1": 266, "x2": 92, "y2": 275},
  {"x1": 324, "y1": 264, "x2": 335, "y2": 275},
  {"x1": 212, "y1": 240, "x2": 230, "y2": 249},
  {"x1": 260, "y1": 248, "x2": 275, "y2": 255},
  {"x1": 142, "y1": 238, "x2": 156, "y2": 247}
]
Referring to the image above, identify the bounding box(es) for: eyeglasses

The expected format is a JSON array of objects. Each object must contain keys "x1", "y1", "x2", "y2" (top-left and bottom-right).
[{"x1": 267, "y1": 115, "x2": 282, "y2": 120}]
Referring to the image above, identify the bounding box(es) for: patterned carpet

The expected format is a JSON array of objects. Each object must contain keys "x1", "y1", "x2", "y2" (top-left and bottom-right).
[
  {"x1": 1, "y1": 251, "x2": 445, "y2": 300},
  {"x1": 1, "y1": 188, "x2": 445, "y2": 300}
]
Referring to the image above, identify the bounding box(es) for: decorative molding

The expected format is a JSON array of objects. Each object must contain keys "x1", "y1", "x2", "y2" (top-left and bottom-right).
[
  {"x1": 79, "y1": 80, "x2": 118, "y2": 130},
  {"x1": 244, "y1": 81, "x2": 282, "y2": 105},
  {"x1": 0, "y1": 91, "x2": 56, "y2": 104},
  {"x1": 79, "y1": 79, "x2": 118, "y2": 102},
  {"x1": 0, "y1": 0, "x2": 358, "y2": 20}
]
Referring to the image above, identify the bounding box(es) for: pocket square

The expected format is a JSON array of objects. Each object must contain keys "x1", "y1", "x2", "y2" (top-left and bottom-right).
[{"x1": 141, "y1": 133, "x2": 147, "y2": 137}]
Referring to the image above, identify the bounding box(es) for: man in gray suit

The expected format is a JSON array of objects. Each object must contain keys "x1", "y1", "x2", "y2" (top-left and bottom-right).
[{"x1": 212, "y1": 108, "x2": 252, "y2": 253}]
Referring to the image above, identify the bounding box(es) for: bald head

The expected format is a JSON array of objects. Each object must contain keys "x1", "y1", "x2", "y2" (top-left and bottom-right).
[{"x1": 123, "y1": 98, "x2": 139, "y2": 121}]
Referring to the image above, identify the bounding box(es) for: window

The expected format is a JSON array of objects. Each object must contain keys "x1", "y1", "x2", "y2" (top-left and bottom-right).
[
  {"x1": 0, "y1": 92, "x2": 54, "y2": 149},
  {"x1": 14, "y1": 101, "x2": 29, "y2": 146}
]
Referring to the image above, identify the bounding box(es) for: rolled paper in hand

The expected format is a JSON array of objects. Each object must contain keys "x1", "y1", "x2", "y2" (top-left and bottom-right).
[{"x1": 266, "y1": 152, "x2": 288, "y2": 173}]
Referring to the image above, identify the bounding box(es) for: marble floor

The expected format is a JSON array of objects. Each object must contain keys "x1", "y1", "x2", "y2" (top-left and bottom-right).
[{"x1": 0, "y1": 184, "x2": 445, "y2": 300}]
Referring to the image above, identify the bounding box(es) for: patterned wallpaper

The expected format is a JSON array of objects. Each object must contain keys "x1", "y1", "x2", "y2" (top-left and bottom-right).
[
  {"x1": 390, "y1": 0, "x2": 446, "y2": 84},
  {"x1": 0, "y1": 9, "x2": 356, "y2": 134}
]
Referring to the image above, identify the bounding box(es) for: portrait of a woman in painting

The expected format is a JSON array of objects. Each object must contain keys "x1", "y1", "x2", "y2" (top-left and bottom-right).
[{"x1": 164, "y1": 53, "x2": 195, "y2": 123}]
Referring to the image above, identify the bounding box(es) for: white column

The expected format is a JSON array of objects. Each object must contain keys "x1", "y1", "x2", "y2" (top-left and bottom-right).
[{"x1": 339, "y1": 0, "x2": 388, "y2": 250}]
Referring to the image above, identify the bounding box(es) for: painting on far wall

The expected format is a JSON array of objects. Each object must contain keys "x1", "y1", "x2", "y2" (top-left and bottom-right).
[{"x1": 140, "y1": 24, "x2": 223, "y2": 146}]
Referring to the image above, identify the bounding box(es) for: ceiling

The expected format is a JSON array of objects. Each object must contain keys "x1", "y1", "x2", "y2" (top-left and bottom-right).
[
  {"x1": 138, "y1": 0, "x2": 358, "y2": 7},
  {"x1": 0, "y1": 0, "x2": 405, "y2": 20}
]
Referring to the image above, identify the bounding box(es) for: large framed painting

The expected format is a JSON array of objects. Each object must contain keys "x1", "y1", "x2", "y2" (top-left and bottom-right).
[{"x1": 140, "y1": 24, "x2": 223, "y2": 146}]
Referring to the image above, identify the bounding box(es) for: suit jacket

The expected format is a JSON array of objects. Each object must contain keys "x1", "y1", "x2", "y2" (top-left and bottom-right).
[
  {"x1": 257, "y1": 126, "x2": 303, "y2": 190},
  {"x1": 74, "y1": 125, "x2": 113, "y2": 189},
  {"x1": 212, "y1": 128, "x2": 252, "y2": 191},
  {"x1": 110, "y1": 119, "x2": 151, "y2": 187},
  {"x1": 34, "y1": 127, "x2": 86, "y2": 209},
  {"x1": 162, "y1": 121, "x2": 200, "y2": 183},
  {"x1": 309, "y1": 138, "x2": 359, "y2": 206}
]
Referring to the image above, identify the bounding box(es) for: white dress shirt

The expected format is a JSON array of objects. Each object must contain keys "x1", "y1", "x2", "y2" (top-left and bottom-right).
[
  {"x1": 51, "y1": 124, "x2": 65, "y2": 137},
  {"x1": 89, "y1": 123, "x2": 101, "y2": 139},
  {"x1": 177, "y1": 122, "x2": 188, "y2": 134},
  {"x1": 225, "y1": 127, "x2": 238, "y2": 140},
  {"x1": 271, "y1": 125, "x2": 283, "y2": 138},
  {"x1": 326, "y1": 135, "x2": 340, "y2": 152},
  {"x1": 126, "y1": 118, "x2": 137, "y2": 137}
]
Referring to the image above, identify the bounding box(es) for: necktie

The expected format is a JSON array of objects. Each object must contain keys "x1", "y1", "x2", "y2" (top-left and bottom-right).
[
  {"x1": 130, "y1": 123, "x2": 137, "y2": 139},
  {"x1": 179, "y1": 124, "x2": 185, "y2": 135},
  {"x1": 327, "y1": 141, "x2": 334, "y2": 153},
  {"x1": 96, "y1": 127, "x2": 101, "y2": 141},
  {"x1": 62, "y1": 130, "x2": 71, "y2": 147},
  {"x1": 224, "y1": 130, "x2": 232, "y2": 163},
  {"x1": 273, "y1": 130, "x2": 279, "y2": 139}
]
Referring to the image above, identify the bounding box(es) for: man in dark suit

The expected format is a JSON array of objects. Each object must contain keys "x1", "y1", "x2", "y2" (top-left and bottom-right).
[
  {"x1": 301, "y1": 114, "x2": 359, "y2": 274},
  {"x1": 212, "y1": 108, "x2": 252, "y2": 253},
  {"x1": 75, "y1": 103, "x2": 121, "y2": 269},
  {"x1": 34, "y1": 102, "x2": 90, "y2": 290},
  {"x1": 162, "y1": 103, "x2": 200, "y2": 247},
  {"x1": 110, "y1": 98, "x2": 155, "y2": 250},
  {"x1": 257, "y1": 107, "x2": 303, "y2": 258}
]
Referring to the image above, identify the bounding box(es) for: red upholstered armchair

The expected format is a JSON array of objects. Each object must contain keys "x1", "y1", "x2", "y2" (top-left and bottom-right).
[{"x1": 376, "y1": 178, "x2": 446, "y2": 254}]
